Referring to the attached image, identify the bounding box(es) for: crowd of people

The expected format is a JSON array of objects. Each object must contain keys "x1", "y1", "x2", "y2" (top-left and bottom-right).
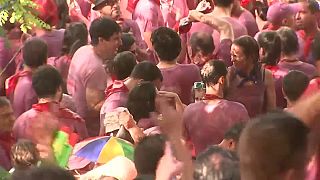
[{"x1": 1, "y1": 0, "x2": 320, "y2": 179}]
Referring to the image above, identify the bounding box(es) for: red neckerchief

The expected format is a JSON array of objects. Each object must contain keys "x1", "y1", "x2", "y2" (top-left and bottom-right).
[
  {"x1": 5, "y1": 70, "x2": 32, "y2": 97},
  {"x1": 32, "y1": 101, "x2": 60, "y2": 113},
  {"x1": 204, "y1": 94, "x2": 222, "y2": 100},
  {"x1": 297, "y1": 30, "x2": 316, "y2": 60},
  {"x1": 240, "y1": 0, "x2": 252, "y2": 8},
  {"x1": 264, "y1": 65, "x2": 279, "y2": 73},
  {"x1": 264, "y1": 65, "x2": 281, "y2": 79},
  {"x1": 0, "y1": 131, "x2": 15, "y2": 161},
  {"x1": 104, "y1": 80, "x2": 129, "y2": 99},
  {"x1": 267, "y1": 24, "x2": 280, "y2": 31},
  {"x1": 33, "y1": 101, "x2": 83, "y2": 122},
  {"x1": 127, "y1": 0, "x2": 160, "y2": 13}
]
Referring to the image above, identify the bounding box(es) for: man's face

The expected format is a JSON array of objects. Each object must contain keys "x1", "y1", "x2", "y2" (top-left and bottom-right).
[
  {"x1": 100, "y1": 32, "x2": 122, "y2": 60},
  {"x1": 295, "y1": 2, "x2": 316, "y2": 30},
  {"x1": 188, "y1": 45, "x2": 209, "y2": 67},
  {"x1": 0, "y1": 105, "x2": 15, "y2": 133},
  {"x1": 98, "y1": 0, "x2": 121, "y2": 20}
]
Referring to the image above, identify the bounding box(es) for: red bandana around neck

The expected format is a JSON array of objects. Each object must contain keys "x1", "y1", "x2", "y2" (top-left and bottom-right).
[
  {"x1": 298, "y1": 30, "x2": 316, "y2": 60},
  {"x1": 104, "y1": 80, "x2": 129, "y2": 99},
  {"x1": 204, "y1": 94, "x2": 222, "y2": 100},
  {"x1": 5, "y1": 70, "x2": 32, "y2": 97}
]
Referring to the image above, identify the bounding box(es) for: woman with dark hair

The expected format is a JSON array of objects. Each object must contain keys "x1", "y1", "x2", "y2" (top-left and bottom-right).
[
  {"x1": 118, "y1": 33, "x2": 136, "y2": 53},
  {"x1": 127, "y1": 82, "x2": 157, "y2": 129},
  {"x1": 257, "y1": 31, "x2": 281, "y2": 67},
  {"x1": 226, "y1": 35, "x2": 276, "y2": 117},
  {"x1": 54, "y1": 0, "x2": 70, "y2": 29},
  {"x1": 47, "y1": 22, "x2": 88, "y2": 93},
  {"x1": 257, "y1": 31, "x2": 287, "y2": 108},
  {"x1": 127, "y1": 81, "x2": 184, "y2": 130}
]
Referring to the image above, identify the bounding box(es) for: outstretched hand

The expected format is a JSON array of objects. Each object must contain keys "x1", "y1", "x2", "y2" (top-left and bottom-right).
[{"x1": 156, "y1": 142, "x2": 184, "y2": 180}]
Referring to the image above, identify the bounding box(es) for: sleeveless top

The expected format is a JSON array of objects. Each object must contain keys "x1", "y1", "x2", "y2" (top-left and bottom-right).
[{"x1": 226, "y1": 65, "x2": 266, "y2": 118}]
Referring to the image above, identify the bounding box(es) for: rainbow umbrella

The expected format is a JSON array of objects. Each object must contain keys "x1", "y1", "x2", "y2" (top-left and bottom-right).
[{"x1": 74, "y1": 136, "x2": 134, "y2": 164}]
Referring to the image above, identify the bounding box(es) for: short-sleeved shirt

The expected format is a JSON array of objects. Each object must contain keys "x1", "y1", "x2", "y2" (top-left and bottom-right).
[
  {"x1": 235, "y1": 9, "x2": 259, "y2": 37},
  {"x1": 183, "y1": 100, "x2": 249, "y2": 155},
  {"x1": 159, "y1": 64, "x2": 201, "y2": 105},
  {"x1": 133, "y1": 0, "x2": 164, "y2": 36},
  {"x1": 38, "y1": 29, "x2": 65, "y2": 58},
  {"x1": 67, "y1": 45, "x2": 110, "y2": 135}
]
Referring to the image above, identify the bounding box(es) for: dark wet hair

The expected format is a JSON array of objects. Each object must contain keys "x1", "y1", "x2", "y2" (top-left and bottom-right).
[
  {"x1": 23, "y1": 38, "x2": 48, "y2": 68},
  {"x1": 257, "y1": 31, "x2": 281, "y2": 66},
  {"x1": 61, "y1": 22, "x2": 88, "y2": 56},
  {"x1": 151, "y1": 27, "x2": 181, "y2": 62},
  {"x1": 201, "y1": 60, "x2": 227, "y2": 85},
  {"x1": 127, "y1": 82, "x2": 156, "y2": 122},
  {"x1": 90, "y1": 17, "x2": 121, "y2": 46},
  {"x1": 233, "y1": 36, "x2": 260, "y2": 64},
  {"x1": 283, "y1": 70, "x2": 310, "y2": 102},
  {"x1": 194, "y1": 145, "x2": 240, "y2": 180}
]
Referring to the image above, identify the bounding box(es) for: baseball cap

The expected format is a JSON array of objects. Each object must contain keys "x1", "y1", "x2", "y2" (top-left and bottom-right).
[{"x1": 267, "y1": 2, "x2": 301, "y2": 25}]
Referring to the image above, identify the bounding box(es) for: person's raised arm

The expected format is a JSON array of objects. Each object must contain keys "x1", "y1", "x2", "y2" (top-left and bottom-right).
[
  {"x1": 188, "y1": 10, "x2": 234, "y2": 41},
  {"x1": 155, "y1": 97, "x2": 193, "y2": 180}
]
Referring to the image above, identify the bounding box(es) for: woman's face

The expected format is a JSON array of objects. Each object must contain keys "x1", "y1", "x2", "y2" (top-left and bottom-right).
[{"x1": 230, "y1": 44, "x2": 249, "y2": 71}]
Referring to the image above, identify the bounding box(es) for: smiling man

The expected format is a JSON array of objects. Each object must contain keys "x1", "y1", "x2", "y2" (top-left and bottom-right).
[
  {"x1": 67, "y1": 17, "x2": 122, "y2": 136},
  {"x1": 92, "y1": 0, "x2": 145, "y2": 48}
]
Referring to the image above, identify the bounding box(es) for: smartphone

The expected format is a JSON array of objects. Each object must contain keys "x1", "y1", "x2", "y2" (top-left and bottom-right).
[
  {"x1": 194, "y1": 82, "x2": 205, "y2": 89},
  {"x1": 193, "y1": 82, "x2": 205, "y2": 102}
]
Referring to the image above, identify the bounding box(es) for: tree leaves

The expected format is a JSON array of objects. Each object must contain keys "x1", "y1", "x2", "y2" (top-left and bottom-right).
[{"x1": 0, "y1": 0, "x2": 50, "y2": 33}]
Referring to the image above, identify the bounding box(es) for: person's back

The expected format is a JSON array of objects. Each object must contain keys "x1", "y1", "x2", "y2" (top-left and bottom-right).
[
  {"x1": 12, "y1": 75, "x2": 37, "y2": 117},
  {"x1": 183, "y1": 100, "x2": 248, "y2": 154},
  {"x1": 6, "y1": 38, "x2": 47, "y2": 117},
  {"x1": 236, "y1": 8, "x2": 259, "y2": 37},
  {"x1": 38, "y1": 29, "x2": 65, "y2": 58},
  {"x1": 14, "y1": 65, "x2": 88, "y2": 140},
  {"x1": 152, "y1": 27, "x2": 201, "y2": 104},
  {"x1": 132, "y1": 0, "x2": 164, "y2": 47},
  {"x1": 160, "y1": 64, "x2": 201, "y2": 105},
  {"x1": 277, "y1": 27, "x2": 318, "y2": 79},
  {"x1": 223, "y1": 17, "x2": 248, "y2": 39}
]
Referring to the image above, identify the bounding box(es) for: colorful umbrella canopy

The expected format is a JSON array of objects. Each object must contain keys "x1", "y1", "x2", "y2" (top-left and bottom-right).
[{"x1": 74, "y1": 136, "x2": 134, "y2": 164}]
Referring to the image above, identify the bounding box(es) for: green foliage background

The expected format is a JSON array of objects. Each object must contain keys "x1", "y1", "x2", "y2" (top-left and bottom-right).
[{"x1": 0, "y1": 0, "x2": 50, "y2": 33}]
